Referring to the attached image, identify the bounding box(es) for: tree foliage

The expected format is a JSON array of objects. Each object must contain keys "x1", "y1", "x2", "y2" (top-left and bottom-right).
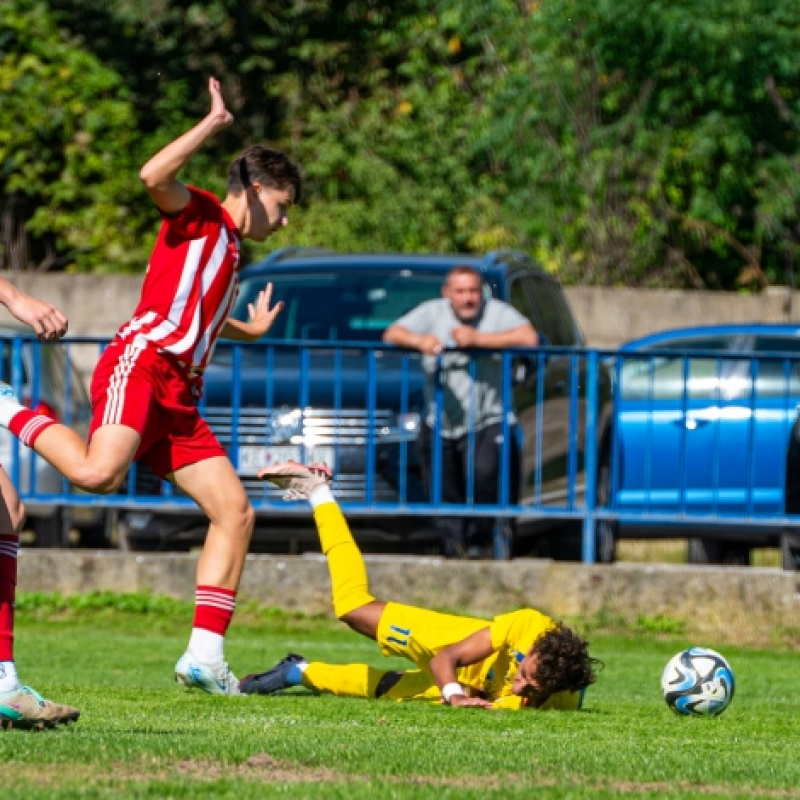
[
  {"x1": 458, "y1": 0, "x2": 800, "y2": 287},
  {"x1": 0, "y1": 0, "x2": 150, "y2": 272},
  {"x1": 2, "y1": 0, "x2": 800, "y2": 288}
]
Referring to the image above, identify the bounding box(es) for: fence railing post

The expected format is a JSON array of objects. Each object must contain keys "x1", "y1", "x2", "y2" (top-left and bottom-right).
[{"x1": 582, "y1": 350, "x2": 599, "y2": 563}]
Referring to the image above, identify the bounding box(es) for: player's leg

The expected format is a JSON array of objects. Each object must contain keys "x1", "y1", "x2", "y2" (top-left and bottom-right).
[
  {"x1": 0, "y1": 342, "x2": 146, "y2": 494},
  {"x1": 171, "y1": 455, "x2": 255, "y2": 695},
  {"x1": 0, "y1": 468, "x2": 79, "y2": 729},
  {"x1": 417, "y1": 424, "x2": 467, "y2": 557},
  {"x1": 241, "y1": 653, "x2": 435, "y2": 701},
  {"x1": 19, "y1": 424, "x2": 140, "y2": 495},
  {"x1": 258, "y1": 462, "x2": 385, "y2": 639},
  {"x1": 467, "y1": 422, "x2": 520, "y2": 556}
]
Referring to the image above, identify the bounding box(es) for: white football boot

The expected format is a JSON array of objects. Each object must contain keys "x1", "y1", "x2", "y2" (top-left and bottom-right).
[{"x1": 174, "y1": 652, "x2": 241, "y2": 696}]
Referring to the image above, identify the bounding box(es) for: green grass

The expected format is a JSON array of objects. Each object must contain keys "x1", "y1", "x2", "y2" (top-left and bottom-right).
[{"x1": 3, "y1": 594, "x2": 800, "y2": 799}]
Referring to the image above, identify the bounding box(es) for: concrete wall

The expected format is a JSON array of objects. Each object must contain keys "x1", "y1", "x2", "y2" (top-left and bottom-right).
[
  {"x1": 17, "y1": 550, "x2": 800, "y2": 646},
  {"x1": 566, "y1": 285, "x2": 800, "y2": 348},
  {"x1": 2, "y1": 273, "x2": 799, "y2": 348}
]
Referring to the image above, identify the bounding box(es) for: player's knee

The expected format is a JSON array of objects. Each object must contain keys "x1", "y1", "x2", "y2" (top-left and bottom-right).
[
  {"x1": 78, "y1": 464, "x2": 126, "y2": 495},
  {"x1": 339, "y1": 605, "x2": 378, "y2": 636},
  {"x1": 339, "y1": 608, "x2": 360, "y2": 626},
  {"x1": 242, "y1": 503, "x2": 256, "y2": 535},
  {"x1": 227, "y1": 501, "x2": 255, "y2": 537}
]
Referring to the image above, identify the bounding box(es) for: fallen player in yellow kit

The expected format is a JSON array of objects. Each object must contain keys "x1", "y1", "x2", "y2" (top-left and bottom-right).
[{"x1": 241, "y1": 462, "x2": 601, "y2": 710}]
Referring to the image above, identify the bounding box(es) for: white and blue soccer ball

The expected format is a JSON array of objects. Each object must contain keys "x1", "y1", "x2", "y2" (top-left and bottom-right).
[{"x1": 661, "y1": 647, "x2": 735, "y2": 716}]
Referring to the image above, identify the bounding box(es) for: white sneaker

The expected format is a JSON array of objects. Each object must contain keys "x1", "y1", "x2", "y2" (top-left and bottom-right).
[
  {"x1": 174, "y1": 652, "x2": 241, "y2": 696},
  {"x1": 256, "y1": 460, "x2": 333, "y2": 501}
]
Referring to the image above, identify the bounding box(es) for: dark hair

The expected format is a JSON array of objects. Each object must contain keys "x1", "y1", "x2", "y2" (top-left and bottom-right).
[
  {"x1": 227, "y1": 145, "x2": 302, "y2": 202},
  {"x1": 445, "y1": 264, "x2": 483, "y2": 285},
  {"x1": 530, "y1": 624, "x2": 602, "y2": 696}
]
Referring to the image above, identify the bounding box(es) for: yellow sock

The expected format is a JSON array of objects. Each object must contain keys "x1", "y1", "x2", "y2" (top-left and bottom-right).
[
  {"x1": 301, "y1": 663, "x2": 437, "y2": 702},
  {"x1": 313, "y1": 502, "x2": 375, "y2": 618},
  {"x1": 381, "y1": 670, "x2": 439, "y2": 702},
  {"x1": 301, "y1": 662, "x2": 385, "y2": 698}
]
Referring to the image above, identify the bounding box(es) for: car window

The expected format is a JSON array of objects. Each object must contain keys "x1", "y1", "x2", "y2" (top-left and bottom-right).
[
  {"x1": 519, "y1": 276, "x2": 580, "y2": 346},
  {"x1": 644, "y1": 335, "x2": 736, "y2": 353},
  {"x1": 509, "y1": 279, "x2": 539, "y2": 331},
  {"x1": 619, "y1": 333, "x2": 800, "y2": 401},
  {"x1": 230, "y1": 271, "x2": 444, "y2": 342},
  {"x1": 753, "y1": 335, "x2": 800, "y2": 353},
  {"x1": 752, "y1": 336, "x2": 800, "y2": 397},
  {"x1": 622, "y1": 335, "x2": 750, "y2": 401}
]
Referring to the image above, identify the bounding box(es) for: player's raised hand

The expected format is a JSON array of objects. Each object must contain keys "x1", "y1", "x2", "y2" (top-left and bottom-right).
[
  {"x1": 6, "y1": 291, "x2": 68, "y2": 343},
  {"x1": 208, "y1": 77, "x2": 234, "y2": 128},
  {"x1": 247, "y1": 282, "x2": 284, "y2": 337}
]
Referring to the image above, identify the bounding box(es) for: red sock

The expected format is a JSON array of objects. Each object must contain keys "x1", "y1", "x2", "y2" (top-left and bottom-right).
[
  {"x1": 9, "y1": 409, "x2": 57, "y2": 448},
  {"x1": 192, "y1": 585, "x2": 236, "y2": 636},
  {"x1": 0, "y1": 535, "x2": 19, "y2": 661}
]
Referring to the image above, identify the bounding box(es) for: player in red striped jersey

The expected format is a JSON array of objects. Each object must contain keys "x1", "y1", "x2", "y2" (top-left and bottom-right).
[{"x1": 0, "y1": 77, "x2": 299, "y2": 695}]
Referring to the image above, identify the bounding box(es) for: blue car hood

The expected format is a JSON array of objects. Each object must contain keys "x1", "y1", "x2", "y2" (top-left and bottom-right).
[{"x1": 202, "y1": 346, "x2": 426, "y2": 411}]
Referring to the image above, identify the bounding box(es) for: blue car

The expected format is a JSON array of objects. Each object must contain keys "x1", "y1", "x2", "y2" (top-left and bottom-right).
[
  {"x1": 116, "y1": 247, "x2": 612, "y2": 557},
  {"x1": 608, "y1": 324, "x2": 800, "y2": 568}
]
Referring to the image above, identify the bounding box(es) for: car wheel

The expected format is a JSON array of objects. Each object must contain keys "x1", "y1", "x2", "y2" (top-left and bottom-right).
[
  {"x1": 719, "y1": 542, "x2": 751, "y2": 565},
  {"x1": 781, "y1": 530, "x2": 800, "y2": 571},
  {"x1": 75, "y1": 514, "x2": 113, "y2": 548},
  {"x1": 688, "y1": 537, "x2": 719, "y2": 564},
  {"x1": 595, "y1": 457, "x2": 617, "y2": 564},
  {"x1": 782, "y1": 418, "x2": 800, "y2": 571},
  {"x1": 32, "y1": 509, "x2": 65, "y2": 548},
  {"x1": 688, "y1": 538, "x2": 751, "y2": 565}
]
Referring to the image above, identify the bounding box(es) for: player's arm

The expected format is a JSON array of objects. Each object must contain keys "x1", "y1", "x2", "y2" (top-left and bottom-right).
[
  {"x1": 139, "y1": 77, "x2": 234, "y2": 214},
  {"x1": 383, "y1": 324, "x2": 443, "y2": 356},
  {"x1": 429, "y1": 627, "x2": 495, "y2": 709},
  {"x1": 452, "y1": 322, "x2": 538, "y2": 349},
  {"x1": 220, "y1": 283, "x2": 284, "y2": 342},
  {"x1": 0, "y1": 278, "x2": 68, "y2": 342}
]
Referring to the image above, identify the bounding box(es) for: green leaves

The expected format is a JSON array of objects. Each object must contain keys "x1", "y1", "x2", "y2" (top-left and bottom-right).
[
  {"x1": 0, "y1": 0, "x2": 151, "y2": 272},
  {"x1": 3, "y1": 0, "x2": 800, "y2": 286}
]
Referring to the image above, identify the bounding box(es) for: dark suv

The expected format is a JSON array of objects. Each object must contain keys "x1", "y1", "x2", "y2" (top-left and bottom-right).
[{"x1": 118, "y1": 248, "x2": 612, "y2": 556}]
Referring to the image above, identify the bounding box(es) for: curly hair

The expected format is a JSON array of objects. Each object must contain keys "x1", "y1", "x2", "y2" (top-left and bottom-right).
[
  {"x1": 530, "y1": 624, "x2": 602, "y2": 696},
  {"x1": 227, "y1": 145, "x2": 302, "y2": 202}
]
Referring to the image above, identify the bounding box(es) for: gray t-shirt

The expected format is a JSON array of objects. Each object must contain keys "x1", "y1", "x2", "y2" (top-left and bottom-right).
[{"x1": 392, "y1": 297, "x2": 529, "y2": 438}]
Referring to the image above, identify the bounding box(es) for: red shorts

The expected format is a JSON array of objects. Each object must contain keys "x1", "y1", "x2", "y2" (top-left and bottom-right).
[{"x1": 89, "y1": 340, "x2": 226, "y2": 478}]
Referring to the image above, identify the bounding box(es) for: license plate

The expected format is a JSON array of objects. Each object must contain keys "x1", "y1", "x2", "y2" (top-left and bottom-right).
[{"x1": 237, "y1": 445, "x2": 335, "y2": 476}]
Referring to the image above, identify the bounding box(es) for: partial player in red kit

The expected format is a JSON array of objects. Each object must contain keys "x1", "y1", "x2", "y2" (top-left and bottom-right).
[
  {"x1": 0, "y1": 78, "x2": 300, "y2": 696},
  {"x1": 0, "y1": 280, "x2": 80, "y2": 728}
]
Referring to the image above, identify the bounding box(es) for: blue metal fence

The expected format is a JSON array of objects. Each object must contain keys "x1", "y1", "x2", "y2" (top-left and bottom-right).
[{"x1": 3, "y1": 335, "x2": 800, "y2": 559}]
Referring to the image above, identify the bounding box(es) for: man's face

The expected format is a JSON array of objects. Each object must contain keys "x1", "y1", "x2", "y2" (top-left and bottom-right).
[
  {"x1": 442, "y1": 273, "x2": 483, "y2": 323},
  {"x1": 512, "y1": 653, "x2": 549, "y2": 706},
  {"x1": 248, "y1": 184, "x2": 294, "y2": 242}
]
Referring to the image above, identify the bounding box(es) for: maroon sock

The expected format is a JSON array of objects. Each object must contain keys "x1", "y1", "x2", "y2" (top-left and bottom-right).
[{"x1": 0, "y1": 535, "x2": 19, "y2": 662}]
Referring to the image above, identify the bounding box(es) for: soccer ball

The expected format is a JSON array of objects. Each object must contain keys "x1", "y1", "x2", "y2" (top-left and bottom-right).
[{"x1": 661, "y1": 647, "x2": 735, "y2": 716}]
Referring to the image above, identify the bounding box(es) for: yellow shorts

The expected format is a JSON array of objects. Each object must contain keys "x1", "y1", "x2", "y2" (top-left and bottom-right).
[{"x1": 376, "y1": 602, "x2": 489, "y2": 668}]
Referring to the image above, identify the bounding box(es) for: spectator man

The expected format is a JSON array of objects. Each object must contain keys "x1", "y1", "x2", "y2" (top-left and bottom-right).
[{"x1": 383, "y1": 265, "x2": 538, "y2": 558}]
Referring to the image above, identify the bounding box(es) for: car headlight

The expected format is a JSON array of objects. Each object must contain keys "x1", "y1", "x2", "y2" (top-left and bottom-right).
[{"x1": 396, "y1": 412, "x2": 421, "y2": 434}]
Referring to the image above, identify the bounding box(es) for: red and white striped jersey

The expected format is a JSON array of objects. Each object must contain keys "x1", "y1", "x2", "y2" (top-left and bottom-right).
[{"x1": 116, "y1": 186, "x2": 241, "y2": 371}]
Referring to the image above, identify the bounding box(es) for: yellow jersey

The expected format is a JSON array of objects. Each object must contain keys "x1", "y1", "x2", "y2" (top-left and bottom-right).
[{"x1": 376, "y1": 602, "x2": 583, "y2": 710}]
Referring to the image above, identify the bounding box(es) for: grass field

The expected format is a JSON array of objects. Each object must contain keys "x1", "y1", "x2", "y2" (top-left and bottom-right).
[{"x1": 3, "y1": 593, "x2": 800, "y2": 799}]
